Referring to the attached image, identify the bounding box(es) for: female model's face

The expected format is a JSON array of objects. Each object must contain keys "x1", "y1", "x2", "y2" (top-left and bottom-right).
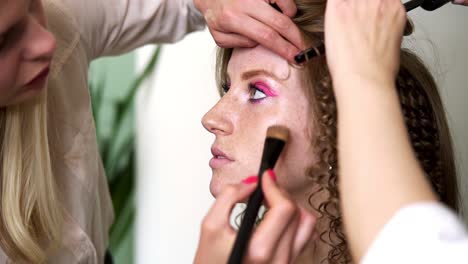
[
  {"x1": 0, "y1": 0, "x2": 56, "y2": 107},
  {"x1": 202, "y1": 46, "x2": 316, "y2": 198}
]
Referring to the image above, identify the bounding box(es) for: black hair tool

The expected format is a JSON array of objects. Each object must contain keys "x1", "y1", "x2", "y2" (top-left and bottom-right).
[
  {"x1": 405, "y1": 0, "x2": 451, "y2": 11},
  {"x1": 294, "y1": 0, "x2": 452, "y2": 64},
  {"x1": 228, "y1": 126, "x2": 289, "y2": 264}
]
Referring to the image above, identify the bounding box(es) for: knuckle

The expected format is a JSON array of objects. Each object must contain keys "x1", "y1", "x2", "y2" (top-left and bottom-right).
[
  {"x1": 215, "y1": 39, "x2": 229, "y2": 48},
  {"x1": 291, "y1": 4, "x2": 298, "y2": 14},
  {"x1": 284, "y1": 2, "x2": 298, "y2": 17},
  {"x1": 397, "y1": 5, "x2": 406, "y2": 19},
  {"x1": 204, "y1": 9, "x2": 218, "y2": 28},
  {"x1": 219, "y1": 9, "x2": 236, "y2": 27},
  {"x1": 224, "y1": 185, "x2": 238, "y2": 196},
  {"x1": 206, "y1": 18, "x2": 218, "y2": 29},
  {"x1": 277, "y1": 200, "x2": 297, "y2": 216},
  {"x1": 274, "y1": 16, "x2": 291, "y2": 32},
  {"x1": 245, "y1": 40, "x2": 257, "y2": 48},
  {"x1": 201, "y1": 216, "x2": 219, "y2": 235},
  {"x1": 387, "y1": 1, "x2": 406, "y2": 25},
  {"x1": 259, "y1": 28, "x2": 276, "y2": 42},
  {"x1": 248, "y1": 246, "x2": 270, "y2": 264},
  {"x1": 210, "y1": 31, "x2": 229, "y2": 48}
]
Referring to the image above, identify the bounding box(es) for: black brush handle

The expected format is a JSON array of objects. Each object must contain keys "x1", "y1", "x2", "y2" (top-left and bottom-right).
[{"x1": 227, "y1": 138, "x2": 286, "y2": 264}]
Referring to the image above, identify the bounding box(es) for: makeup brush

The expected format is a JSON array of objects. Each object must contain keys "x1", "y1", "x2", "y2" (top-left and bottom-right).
[{"x1": 228, "y1": 125, "x2": 290, "y2": 264}]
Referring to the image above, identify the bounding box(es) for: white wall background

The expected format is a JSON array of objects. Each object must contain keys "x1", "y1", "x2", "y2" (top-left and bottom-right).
[
  {"x1": 136, "y1": 5, "x2": 468, "y2": 263},
  {"x1": 408, "y1": 6, "x2": 468, "y2": 217},
  {"x1": 135, "y1": 31, "x2": 218, "y2": 264}
]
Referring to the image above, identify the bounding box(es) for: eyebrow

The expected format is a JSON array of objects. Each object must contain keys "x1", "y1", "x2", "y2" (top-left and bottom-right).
[{"x1": 241, "y1": 69, "x2": 284, "y2": 83}]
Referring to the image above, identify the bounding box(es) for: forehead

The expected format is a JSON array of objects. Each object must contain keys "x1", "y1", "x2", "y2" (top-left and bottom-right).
[
  {"x1": 227, "y1": 46, "x2": 291, "y2": 80},
  {"x1": 0, "y1": 0, "x2": 28, "y2": 33}
]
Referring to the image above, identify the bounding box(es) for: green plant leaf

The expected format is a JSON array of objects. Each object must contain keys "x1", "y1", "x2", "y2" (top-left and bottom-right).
[
  {"x1": 90, "y1": 46, "x2": 162, "y2": 264},
  {"x1": 105, "y1": 47, "x2": 162, "y2": 182}
]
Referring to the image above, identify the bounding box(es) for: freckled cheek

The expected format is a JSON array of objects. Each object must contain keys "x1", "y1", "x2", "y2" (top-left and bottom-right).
[
  {"x1": 274, "y1": 100, "x2": 313, "y2": 187},
  {"x1": 234, "y1": 110, "x2": 282, "y2": 170},
  {"x1": 275, "y1": 131, "x2": 314, "y2": 193}
]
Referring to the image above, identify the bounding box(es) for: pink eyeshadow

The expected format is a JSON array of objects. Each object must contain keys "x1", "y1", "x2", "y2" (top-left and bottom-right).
[{"x1": 254, "y1": 82, "x2": 278, "y2": 97}]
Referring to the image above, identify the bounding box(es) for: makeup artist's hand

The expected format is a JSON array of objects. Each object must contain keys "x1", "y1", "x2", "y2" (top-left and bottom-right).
[
  {"x1": 193, "y1": 0, "x2": 305, "y2": 62},
  {"x1": 324, "y1": 0, "x2": 407, "y2": 92},
  {"x1": 452, "y1": 0, "x2": 468, "y2": 6},
  {"x1": 194, "y1": 170, "x2": 317, "y2": 264}
]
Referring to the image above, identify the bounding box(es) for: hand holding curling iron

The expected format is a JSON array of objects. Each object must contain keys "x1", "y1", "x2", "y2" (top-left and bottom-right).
[{"x1": 324, "y1": 0, "x2": 407, "y2": 93}]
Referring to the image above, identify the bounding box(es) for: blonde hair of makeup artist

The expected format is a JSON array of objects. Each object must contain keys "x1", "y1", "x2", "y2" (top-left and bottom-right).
[{"x1": 0, "y1": 0, "x2": 62, "y2": 263}]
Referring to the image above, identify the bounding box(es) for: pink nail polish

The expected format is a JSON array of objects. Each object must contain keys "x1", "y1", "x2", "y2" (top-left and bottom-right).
[
  {"x1": 242, "y1": 176, "x2": 258, "y2": 184},
  {"x1": 267, "y1": 169, "x2": 277, "y2": 182}
]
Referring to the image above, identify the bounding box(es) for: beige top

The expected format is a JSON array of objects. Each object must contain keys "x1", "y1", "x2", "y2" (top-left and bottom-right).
[{"x1": 0, "y1": 0, "x2": 204, "y2": 263}]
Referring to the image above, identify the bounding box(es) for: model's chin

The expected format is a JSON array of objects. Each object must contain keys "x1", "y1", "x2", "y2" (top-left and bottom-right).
[
  {"x1": 209, "y1": 164, "x2": 258, "y2": 197},
  {"x1": 209, "y1": 180, "x2": 219, "y2": 198},
  {"x1": 209, "y1": 170, "x2": 243, "y2": 198}
]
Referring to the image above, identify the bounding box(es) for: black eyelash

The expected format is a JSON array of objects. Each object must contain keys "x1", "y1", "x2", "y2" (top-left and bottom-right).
[
  {"x1": 221, "y1": 82, "x2": 230, "y2": 94},
  {"x1": 0, "y1": 31, "x2": 11, "y2": 51},
  {"x1": 248, "y1": 83, "x2": 257, "y2": 97},
  {"x1": 248, "y1": 83, "x2": 265, "y2": 94},
  {"x1": 248, "y1": 83, "x2": 267, "y2": 102}
]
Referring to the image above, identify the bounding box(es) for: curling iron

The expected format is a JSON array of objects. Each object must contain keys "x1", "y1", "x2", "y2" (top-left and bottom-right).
[
  {"x1": 405, "y1": 0, "x2": 451, "y2": 12},
  {"x1": 295, "y1": 0, "x2": 453, "y2": 64}
]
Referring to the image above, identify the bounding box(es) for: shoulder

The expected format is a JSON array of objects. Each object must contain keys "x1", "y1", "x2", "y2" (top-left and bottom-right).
[{"x1": 362, "y1": 203, "x2": 468, "y2": 264}]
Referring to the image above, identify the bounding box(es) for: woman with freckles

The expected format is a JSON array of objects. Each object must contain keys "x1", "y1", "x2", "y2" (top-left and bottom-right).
[
  {"x1": 197, "y1": 0, "x2": 460, "y2": 263},
  {"x1": 0, "y1": 0, "x2": 306, "y2": 262}
]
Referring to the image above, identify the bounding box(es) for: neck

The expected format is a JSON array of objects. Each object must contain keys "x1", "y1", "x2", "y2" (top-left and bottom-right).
[
  {"x1": 291, "y1": 187, "x2": 334, "y2": 263},
  {"x1": 295, "y1": 236, "x2": 331, "y2": 263}
]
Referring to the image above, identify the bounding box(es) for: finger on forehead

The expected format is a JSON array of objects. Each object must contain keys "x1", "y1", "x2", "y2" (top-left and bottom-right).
[
  {"x1": 248, "y1": 0, "x2": 304, "y2": 50},
  {"x1": 227, "y1": 12, "x2": 301, "y2": 62},
  {"x1": 271, "y1": 0, "x2": 298, "y2": 17}
]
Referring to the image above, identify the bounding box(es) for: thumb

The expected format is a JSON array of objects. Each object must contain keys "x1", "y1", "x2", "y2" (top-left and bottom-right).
[{"x1": 452, "y1": 0, "x2": 468, "y2": 6}]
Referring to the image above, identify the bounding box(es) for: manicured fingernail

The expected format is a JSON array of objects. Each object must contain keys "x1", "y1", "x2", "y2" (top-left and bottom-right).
[
  {"x1": 453, "y1": 0, "x2": 465, "y2": 4},
  {"x1": 242, "y1": 176, "x2": 258, "y2": 184},
  {"x1": 267, "y1": 169, "x2": 277, "y2": 182}
]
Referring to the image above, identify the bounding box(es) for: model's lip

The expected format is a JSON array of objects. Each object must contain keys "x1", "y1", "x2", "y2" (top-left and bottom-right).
[
  {"x1": 211, "y1": 147, "x2": 234, "y2": 161},
  {"x1": 209, "y1": 146, "x2": 235, "y2": 169},
  {"x1": 25, "y1": 66, "x2": 50, "y2": 86}
]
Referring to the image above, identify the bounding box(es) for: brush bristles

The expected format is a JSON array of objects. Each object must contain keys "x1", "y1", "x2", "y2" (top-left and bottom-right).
[{"x1": 266, "y1": 125, "x2": 290, "y2": 142}]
